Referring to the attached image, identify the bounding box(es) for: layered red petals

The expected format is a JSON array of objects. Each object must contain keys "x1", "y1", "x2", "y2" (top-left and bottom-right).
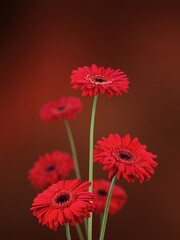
[
  {"x1": 28, "y1": 151, "x2": 74, "y2": 189},
  {"x1": 31, "y1": 179, "x2": 95, "y2": 230},
  {"x1": 71, "y1": 64, "x2": 129, "y2": 97},
  {"x1": 93, "y1": 179, "x2": 127, "y2": 215},
  {"x1": 94, "y1": 134, "x2": 158, "y2": 183},
  {"x1": 40, "y1": 97, "x2": 82, "y2": 122}
]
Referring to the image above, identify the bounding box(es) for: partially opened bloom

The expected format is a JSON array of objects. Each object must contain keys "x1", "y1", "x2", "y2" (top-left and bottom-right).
[
  {"x1": 40, "y1": 97, "x2": 82, "y2": 122},
  {"x1": 31, "y1": 179, "x2": 95, "y2": 230},
  {"x1": 93, "y1": 179, "x2": 127, "y2": 215},
  {"x1": 28, "y1": 151, "x2": 74, "y2": 189},
  {"x1": 71, "y1": 64, "x2": 129, "y2": 97},
  {"x1": 94, "y1": 134, "x2": 158, "y2": 183}
]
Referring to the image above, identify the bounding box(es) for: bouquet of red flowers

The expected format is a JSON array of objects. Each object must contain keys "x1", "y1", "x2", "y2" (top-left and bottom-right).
[{"x1": 28, "y1": 64, "x2": 158, "y2": 240}]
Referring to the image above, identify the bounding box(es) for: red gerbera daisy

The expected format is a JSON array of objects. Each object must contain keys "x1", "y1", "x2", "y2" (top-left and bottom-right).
[
  {"x1": 94, "y1": 134, "x2": 158, "y2": 183},
  {"x1": 28, "y1": 151, "x2": 74, "y2": 189},
  {"x1": 31, "y1": 179, "x2": 95, "y2": 230},
  {"x1": 93, "y1": 179, "x2": 127, "y2": 215},
  {"x1": 71, "y1": 64, "x2": 129, "y2": 97},
  {"x1": 39, "y1": 97, "x2": 82, "y2": 122}
]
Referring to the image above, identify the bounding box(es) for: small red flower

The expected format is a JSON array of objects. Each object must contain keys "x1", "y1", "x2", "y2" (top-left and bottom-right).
[
  {"x1": 94, "y1": 134, "x2": 158, "y2": 183},
  {"x1": 93, "y1": 179, "x2": 127, "y2": 215},
  {"x1": 40, "y1": 97, "x2": 82, "y2": 122},
  {"x1": 28, "y1": 151, "x2": 74, "y2": 189},
  {"x1": 71, "y1": 64, "x2": 129, "y2": 97},
  {"x1": 31, "y1": 179, "x2": 95, "y2": 230}
]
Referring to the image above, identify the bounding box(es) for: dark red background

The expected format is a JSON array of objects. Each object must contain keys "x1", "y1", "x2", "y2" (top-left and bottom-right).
[{"x1": 1, "y1": 1, "x2": 180, "y2": 239}]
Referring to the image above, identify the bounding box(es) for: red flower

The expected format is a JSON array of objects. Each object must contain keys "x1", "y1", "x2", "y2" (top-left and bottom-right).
[
  {"x1": 93, "y1": 179, "x2": 127, "y2": 215},
  {"x1": 28, "y1": 151, "x2": 74, "y2": 189},
  {"x1": 94, "y1": 134, "x2": 158, "y2": 183},
  {"x1": 40, "y1": 97, "x2": 82, "y2": 122},
  {"x1": 71, "y1": 64, "x2": 129, "y2": 97},
  {"x1": 31, "y1": 179, "x2": 95, "y2": 230}
]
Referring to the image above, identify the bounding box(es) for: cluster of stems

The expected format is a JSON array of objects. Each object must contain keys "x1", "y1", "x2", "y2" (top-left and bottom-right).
[{"x1": 64, "y1": 95, "x2": 115, "y2": 240}]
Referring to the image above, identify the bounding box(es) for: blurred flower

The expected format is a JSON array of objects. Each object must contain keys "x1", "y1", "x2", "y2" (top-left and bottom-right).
[
  {"x1": 94, "y1": 134, "x2": 158, "y2": 183},
  {"x1": 39, "y1": 97, "x2": 82, "y2": 122},
  {"x1": 71, "y1": 64, "x2": 129, "y2": 97},
  {"x1": 31, "y1": 179, "x2": 95, "y2": 230},
  {"x1": 93, "y1": 179, "x2": 127, "y2": 215},
  {"x1": 28, "y1": 151, "x2": 74, "y2": 189}
]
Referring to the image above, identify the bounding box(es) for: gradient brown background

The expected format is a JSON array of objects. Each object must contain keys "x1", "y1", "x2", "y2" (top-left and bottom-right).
[{"x1": 1, "y1": 1, "x2": 180, "y2": 239}]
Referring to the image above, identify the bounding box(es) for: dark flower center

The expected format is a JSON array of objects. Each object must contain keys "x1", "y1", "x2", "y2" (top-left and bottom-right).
[
  {"x1": 46, "y1": 165, "x2": 55, "y2": 172},
  {"x1": 119, "y1": 151, "x2": 133, "y2": 161},
  {"x1": 97, "y1": 189, "x2": 108, "y2": 196},
  {"x1": 86, "y1": 74, "x2": 112, "y2": 85},
  {"x1": 56, "y1": 106, "x2": 66, "y2": 112},
  {"x1": 94, "y1": 77, "x2": 105, "y2": 83},
  {"x1": 56, "y1": 194, "x2": 70, "y2": 204}
]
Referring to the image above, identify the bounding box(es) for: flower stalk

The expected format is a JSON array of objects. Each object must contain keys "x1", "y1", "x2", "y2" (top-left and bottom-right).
[
  {"x1": 64, "y1": 120, "x2": 85, "y2": 239},
  {"x1": 76, "y1": 224, "x2": 84, "y2": 240},
  {"x1": 99, "y1": 175, "x2": 117, "y2": 240},
  {"x1": 88, "y1": 95, "x2": 98, "y2": 240},
  {"x1": 64, "y1": 120, "x2": 81, "y2": 179},
  {"x1": 65, "y1": 224, "x2": 72, "y2": 240}
]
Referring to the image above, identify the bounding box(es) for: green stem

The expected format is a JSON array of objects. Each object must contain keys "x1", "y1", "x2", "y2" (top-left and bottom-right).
[
  {"x1": 64, "y1": 120, "x2": 81, "y2": 179},
  {"x1": 88, "y1": 95, "x2": 98, "y2": 240},
  {"x1": 76, "y1": 224, "x2": 84, "y2": 240},
  {"x1": 65, "y1": 224, "x2": 71, "y2": 240},
  {"x1": 64, "y1": 120, "x2": 85, "y2": 239},
  {"x1": 88, "y1": 95, "x2": 98, "y2": 189},
  {"x1": 99, "y1": 175, "x2": 117, "y2": 240},
  {"x1": 84, "y1": 218, "x2": 88, "y2": 237}
]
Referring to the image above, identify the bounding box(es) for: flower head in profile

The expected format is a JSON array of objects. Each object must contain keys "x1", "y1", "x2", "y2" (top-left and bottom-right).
[
  {"x1": 28, "y1": 151, "x2": 74, "y2": 189},
  {"x1": 31, "y1": 179, "x2": 95, "y2": 230},
  {"x1": 94, "y1": 134, "x2": 158, "y2": 183},
  {"x1": 93, "y1": 179, "x2": 127, "y2": 215},
  {"x1": 40, "y1": 97, "x2": 82, "y2": 122},
  {"x1": 71, "y1": 64, "x2": 129, "y2": 97}
]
